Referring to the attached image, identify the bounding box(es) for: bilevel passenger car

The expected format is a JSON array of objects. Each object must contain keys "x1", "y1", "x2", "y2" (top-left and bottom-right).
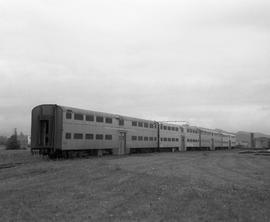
[{"x1": 31, "y1": 104, "x2": 236, "y2": 157}]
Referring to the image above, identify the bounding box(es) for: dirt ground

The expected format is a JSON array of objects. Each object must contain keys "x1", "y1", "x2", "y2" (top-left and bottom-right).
[{"x1": 0, "y1": 150, "x2": 269, "y2": 222}]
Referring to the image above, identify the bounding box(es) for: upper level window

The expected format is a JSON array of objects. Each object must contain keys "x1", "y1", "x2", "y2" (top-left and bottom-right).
[
  {"x1": 66, "y1": 112, "x2": 72, "y2": 119},
  {"x1": 138, "y1": 122, "x2": 143, "y2": 127},
  {"x1": 74, "y1": 133, "x2": 83, "y2": 139},
  {"x1": 149, "y1": 137, "x2": 153, "y2": 141},
  {"x1": 138, "y1": 136, "x2": 143, "y2": 141},
  {"x1": 164, "y1": 138, "x2": 167, "y2": 141},
  {"x1": 132, "y1": 136, "x2": 137, "y2": 141},
  {"x1": 74, "y1": 113, "x2": 84, "y2": 120},
  {"x1": 86, "y1": 115, "x2": 94, "y2": 121},
  {"x1": 96, "y1": 116, "x2": 104, "y2": 123},
  {"x1": 176, "y1": 127, "x2": 179, "y2": 131},
  {"x1": 164, "y1": 126, "x2": 167, "y2": 130},
  {"x1": 132, "y1": 121, "x2": 137, "y2": 126},
  {"x1": 168, "y1": 126, "x2": 171, "y2": 130},
  {"x1": 144, "y1": 122, "x2": 148, "y2": 128},
  {"x1": 105, "y1": 117, "x2": 112, "y2": 124},
  {"x1": 144, "y1": 137, "x2": 148, "y2": 141},
  {"x1": 119, "y1": 119, "x2": 124, "y2": 126},
  {"x1": 168, "y1": 138, "x2": 171, "y2": 142},
  {"x1": 150, "y1": 123, "x2": 154, "y2": 128}
]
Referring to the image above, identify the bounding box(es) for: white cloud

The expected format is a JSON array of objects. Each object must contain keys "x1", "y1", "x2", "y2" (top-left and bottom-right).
[{"x1": 0, "y1": 0, "x2": 269, "y2": 135}]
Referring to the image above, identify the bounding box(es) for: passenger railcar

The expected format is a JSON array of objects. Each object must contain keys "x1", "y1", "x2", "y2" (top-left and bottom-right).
[
  {"x1": 159, "y1": 123, "x2": 185, "y2": 152},
  {"x1": 31, "y1": 104, "x2": 236, "y2": 157},
  {"x1": 31, "y1": 104, "x2": 159, "y2": 157},
  {"x1": 184, "y1": 125, "x2": 200, "y2": 150}
]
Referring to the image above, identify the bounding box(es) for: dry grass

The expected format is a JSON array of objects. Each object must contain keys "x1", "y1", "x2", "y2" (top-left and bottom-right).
[{"x1": 0, "y1": 150, "x2": 269, "y2": 222}]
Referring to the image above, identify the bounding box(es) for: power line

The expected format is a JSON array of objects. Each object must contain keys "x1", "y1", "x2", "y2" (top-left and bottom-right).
[{"x1": 159, "y1": 120, "x2": 189, "y2": 125}]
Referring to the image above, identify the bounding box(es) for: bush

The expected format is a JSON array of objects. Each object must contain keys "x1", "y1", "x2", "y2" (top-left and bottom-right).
[{"x1": 6, "y1": 132, "x2": 20, "y2": 150}]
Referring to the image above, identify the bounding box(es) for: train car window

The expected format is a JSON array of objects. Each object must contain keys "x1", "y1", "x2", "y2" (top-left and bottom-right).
[
  {"x1": 119, "y1": 119, "x2": 124, "y2": 126},
  {"x1": 132, "y1": 121, "x2": 137, "y2": 126},
  {"x1": 74, "y1": 133, "x2": 83, "y2": 139},
  {"x1": 86, "y1": 115, "x2": 94, "y2": 121},
  {"x1": 85, "y1": 134, "x2": 94, "y2": 140},
  {"x1": 144, "y1": 137, "x2": 148, "y2": 141},
  {"x1": 96, "y1": 134, "x2": 103, "y2": 140},
  {"x1": 105, "y1": 117, "x2": 112, "y2": 124},
  {"x1": 74, "y1": 113, "x2": 84, "y2": 120},
  {"x1": 164, "y1": 126, "x2": 167, "y2": 130},
  {"x1": 66, "y1": 112, "x2": 72, "y2": 119},
  {"x1": 138, "y1": 122, "x2": 143, "y2": 127},
  {"x1": 132, "y1": 136, "x2": 137, "y2": 141},
  {"x1": 96, "y1": 116, "x2": 104, "y2": 122},
  {"x1": 65, "y1": 133, "x2": 71, "y2": 139},
  {"x1": 164, "y1": 138, "x2": 167, "y2": 141},
  {"x1": 144, "y1": 122, "x2": 148, "y2": 128},
  {"x1": 149, "y1": 137, "x2": 153, "y2": 141},
  {"x1": 138, "y1": 136, "x2": 143, "y2": 141},
  {"x1": 105, "y1": 135, "x2": 112, "y2": 140}
]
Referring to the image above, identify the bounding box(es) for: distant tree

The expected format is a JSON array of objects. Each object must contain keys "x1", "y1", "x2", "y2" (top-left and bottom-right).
[
  {"x1": 6, "y1": 129, "x2": 20, "y2": 150},
  {"x1": 0, "y1": 136, "x2": 8, "y2": 145}
]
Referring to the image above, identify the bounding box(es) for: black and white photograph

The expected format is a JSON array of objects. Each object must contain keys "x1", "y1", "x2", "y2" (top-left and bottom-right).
[{"x1": 0, "y1": 0, "x2": 270, "y2": 221}]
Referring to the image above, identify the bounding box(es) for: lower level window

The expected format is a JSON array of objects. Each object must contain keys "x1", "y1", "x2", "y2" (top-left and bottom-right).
[
  {"x1": 105, "y1": 135, "x2": 112, "y2": 140},
  {"x1": 74, "y1": 133, "x2": 83, "y2": 139},
  {"x1": 85, "y1": 134, "x2": 93, "y2": 140},
  {"x1": 132, "y1": 136, "x2": 137, "y2": 141},
  {"x1": 65, "y1": 133, "x2": 71, "y2": 139},
  {"x1": 96, "y1": 134, "x2": 103, "y2": 140}
]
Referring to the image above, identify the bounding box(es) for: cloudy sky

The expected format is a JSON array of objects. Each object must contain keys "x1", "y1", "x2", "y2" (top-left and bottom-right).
[{"x1": 1, "y1": 0, "x2": 270, "y2": 136}]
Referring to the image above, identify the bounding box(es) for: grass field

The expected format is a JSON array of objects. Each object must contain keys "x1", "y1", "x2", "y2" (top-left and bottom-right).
[{"x1": 0, "y1": 150, "x2": 269, "y2": 222}]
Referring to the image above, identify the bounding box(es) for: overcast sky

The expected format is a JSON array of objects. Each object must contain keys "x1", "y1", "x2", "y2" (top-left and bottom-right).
[{"x1": 1, "y1": 0, "x2": 270, "y2": 136}]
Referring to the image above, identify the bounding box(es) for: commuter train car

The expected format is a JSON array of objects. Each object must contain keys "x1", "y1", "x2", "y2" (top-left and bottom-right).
[
  {"x1": 183, "y1": 125, "x2": 200, "y2": 150},
  {"x1": 31, "y1": 104, "x2": 159, "y2": 157},
  {"x1": 199, "y1": 128, "x2": 214, "y2": 150},
  {"x1": 31, "y1": 104, "x2": 236, "y2": 157},
  {"x1": 159, "y1": 123, "x2": 185, "y2": 152}
]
